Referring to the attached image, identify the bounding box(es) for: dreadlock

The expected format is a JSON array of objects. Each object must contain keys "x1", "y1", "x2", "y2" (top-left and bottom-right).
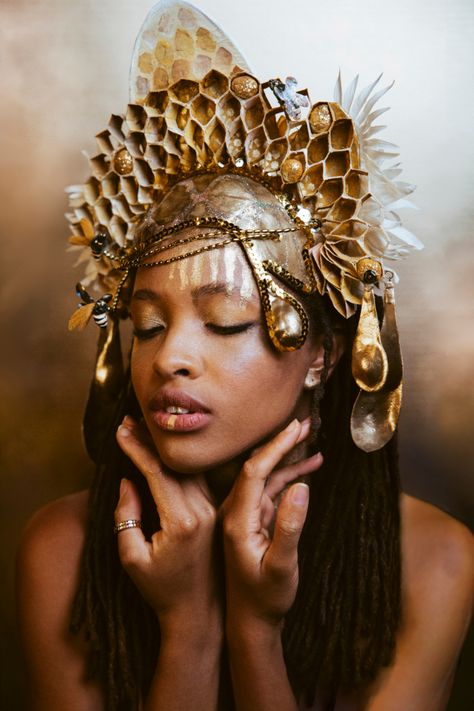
[{"x1": 71, "y1": 294, "x2": 401, "y2": 710}]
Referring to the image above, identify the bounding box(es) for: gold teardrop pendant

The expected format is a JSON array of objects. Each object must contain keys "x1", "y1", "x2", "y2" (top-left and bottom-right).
[{"x1": 352, "y1": 284, "x2": 388, "y2": 392}]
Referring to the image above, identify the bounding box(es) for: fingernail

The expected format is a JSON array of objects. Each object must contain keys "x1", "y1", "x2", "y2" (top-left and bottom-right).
[
  {"x1": 117, "y1": 424, "x2": 131, "y2": 438},
  {"x1": 123, "y1": 415, "x2": 135, "y2": 427},
  {"x1": 287, "y1": 418, "x2": 299, "y2": 432},
  {"x1": 119, "y1": 478, "x2": 128, "y2": 497},
  {"x1": 291, "y1": 483, "x2": 309, "y2": 505}
]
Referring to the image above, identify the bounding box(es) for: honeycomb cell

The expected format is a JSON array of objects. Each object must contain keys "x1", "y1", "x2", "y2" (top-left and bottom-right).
[
  {"x1": 300, "y1": 164, "x2": 323, "y2": 197},
  {"x1": 144, "y1": 116, "x2": 167, "y2": 143},
  {"x1": 350, "y1": 141, "x2": 360, "y2": 169},
  {"x1": 206, "y1": 120, "x2": 226, "y2": 154},
  {"x1": 90, "y1": 154, "x2": 110, "y2": 180},
  {"x1": 201, "y1": 70, "x2": 228, "y2": 99},
  {"x1": 144, "y1": 91, "x2": 170, "y2": 115},
  {"x1": 185, "y1": 120, "x2": 205, "y2": 153},
  {"x1": 227, "y1": 121, "x2": 245, "y2": 158},
  {"x1": 328, "y1": 197, "x2": 357, "y2": 221},
  {"x1": 96, "y1": 130, "x2": 114, "y2": 156},
  {"x1": 126, "y1": 104, "x2": 147, "y2": 132},
  {"x1": 196, "y1": 26, "x2": 216, "y2": 52},
  {"x1": 309, "y1": 103, "x2": 332, "y2": 134},
  {"x1": 325, "y1": 150, "x2": 350, "y2": 178},
  {"x1": 244, "y1": 97, "x2": 264, "y2": 130},
  {"x1": 191, "y1": 95, "x2": 215, "y2": 124},
  {"x1": 166, "y1": 153, "x2": 181, "y2": 173},
  {"x1": 166, "y1": 103, "x2": 191, "y2": 132},
  {"x1": 263, "y1": 109, "x2": 283, "y2": 140},
  {"x1": 316, "y1": 178, "x2": 344, "y2": 207},
  {"x1": 330, "y1": 119, "x2": 354, "y2": 150},
  {"x1": 308, "y1": 135, "x2": 329, "y2": 164},
  {"x1": 345, "y1": 170, "x2": 369, "y2": 199},
  {"x1": 102, "y1": 172, "x2": 120, "y2": 198},
  {"x1": 114, "y1": 195, "x2": 134, "y2": 222},
  {"x1": 245, "y1": 127, "x2": 266, "y2": 165},
  {"x1": 218, "y1": 94, "x2": 241, "y2": 122},
  {"x1": 288, "y1": 123, "x2": 309, "y2": 151},
  {"x1": 120, "y1": 176, "x2": 138, "y2": 205},
  {"x1": 83, "y1": 176, "x2": 101, "y2": 204},
  {"x1": 264, "y1": 138, "x2": 288, "y2": 169},
  {"x1": 108, "y1": 216, "x2": 127, "y2": 245},
  {"x1": 125, "y1": 133, "x2": 146, "y2": 159},
  {"x1": 95, "y1": 197, "x2": 113, "y2": 225},
  {"x1": 169, "y1": 79, "x2": 199, "y2": 104},
  {"x1": 108, "y1": 115, "x2": 126, "y2": 142},
  {"x1": 134, "y1": 159, "x2": 154, "y2": 186},
  {"x1": 143, "y1": 144, "x2": 168, "y2": 170}
]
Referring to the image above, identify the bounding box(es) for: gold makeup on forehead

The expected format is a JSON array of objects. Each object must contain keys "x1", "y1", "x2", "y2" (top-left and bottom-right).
[{"x1": 116, "y1": 173, "x2": 319, "y2": 352}]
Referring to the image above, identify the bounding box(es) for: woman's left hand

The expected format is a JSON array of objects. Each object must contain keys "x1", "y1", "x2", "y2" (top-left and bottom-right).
[{"x1": 221, "y1": 418, "x2": 323, "y2": 629}]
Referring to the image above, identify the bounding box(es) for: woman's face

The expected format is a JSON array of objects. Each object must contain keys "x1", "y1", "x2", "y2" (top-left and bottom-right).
[{"x1": 130, "y1": 240, "x2": 321, "y2": 474}]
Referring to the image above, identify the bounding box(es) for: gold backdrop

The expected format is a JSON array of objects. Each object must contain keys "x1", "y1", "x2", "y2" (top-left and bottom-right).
[{"x1": 1, "y1": 1, "x2": 472, "y2": 708}]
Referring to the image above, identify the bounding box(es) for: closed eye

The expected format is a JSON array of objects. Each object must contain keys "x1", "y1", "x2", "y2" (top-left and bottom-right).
[
  {"x1": 206, "y1": 322, "x2": 256, "y2": 335},
  {"x1": 133, "y1": 325, "x2": 165, "y2": 340}
]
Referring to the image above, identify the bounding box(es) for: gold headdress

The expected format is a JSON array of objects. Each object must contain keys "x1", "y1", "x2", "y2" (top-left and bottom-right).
[{"x1": 67, "y1": 0, "x2": 422, "y2": 453}]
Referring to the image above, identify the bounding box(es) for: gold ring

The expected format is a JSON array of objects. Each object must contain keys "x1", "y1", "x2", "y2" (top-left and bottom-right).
[{"x1": 113, "y1": 519, "x2": 142, "y2": 534}]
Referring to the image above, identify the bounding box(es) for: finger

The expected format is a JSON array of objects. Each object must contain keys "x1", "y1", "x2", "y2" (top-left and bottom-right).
[
  {"x1": 116, "y1": 417, "x2": 187, "y2": 520},
  {"x1": 265, "y1": 483, "x2": 309, "y2": 574},
  {"x1": 265, "y1": 452, "x2": 323, "y2": 500},
  {"x1": 114, "y1": 478, "x2": 150, "y2": 567},
  {"x1": 231, "y1": 419, "x2": 304, "y2": 519},
  {"x1": 249, "y1": 417, "x2": 311, "y2": 458}
]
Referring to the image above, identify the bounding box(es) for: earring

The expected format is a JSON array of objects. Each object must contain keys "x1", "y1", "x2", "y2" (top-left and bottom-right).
[
  {"x1": 351, "y1": 271, "x2": 403, "y2": 452},
  {"x1": 352, "y1": 273, "x2": 388, "y2": 393},
  {"x1": 304, "y1": 366, "x2": 322, "y2": 389}
]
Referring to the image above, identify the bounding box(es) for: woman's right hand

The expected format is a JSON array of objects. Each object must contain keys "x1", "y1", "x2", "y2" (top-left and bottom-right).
[{"x1": 114, "y1": 416, "x2": 221, "y2": 638}]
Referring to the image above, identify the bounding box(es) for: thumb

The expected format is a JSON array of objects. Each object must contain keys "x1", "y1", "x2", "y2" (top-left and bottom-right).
[
  {"x1": 114, "y1": 478, "x2": 148, "y2": 567},
  {"x1": 268, "y1": 483, "x2": 309, "y2": 570}
]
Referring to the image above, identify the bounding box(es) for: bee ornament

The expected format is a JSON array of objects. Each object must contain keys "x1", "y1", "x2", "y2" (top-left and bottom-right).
[{"x1": 68, "y1": 283, "x2": 113, "y2": 331}]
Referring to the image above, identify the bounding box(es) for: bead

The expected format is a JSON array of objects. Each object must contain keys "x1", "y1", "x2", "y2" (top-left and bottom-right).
[
  {"x1": 281, "y1": 157, "x2": 304, "y2": 183},
  {"x1": 231, "y1": 74, "x2": 259, "y2": 99},
  {"x1": 113, "y1": 148, "x2": 134, "y2": 175},
  {"x1": 356, "y1": 257, "x2": 383, "y2": 283}
]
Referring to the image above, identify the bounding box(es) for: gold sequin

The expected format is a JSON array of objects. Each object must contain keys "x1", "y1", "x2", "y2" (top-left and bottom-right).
[
  {"x1": 281, "y1": 158, "x2": 304, "y2": 183},
  {"x1": 309, "y1": 103, "x2": 332, "y2": 134},
  {"x1": 231, "y1": 75, "x2": 259, "y2": 99},
  {"x1": 113, "y1": 148, "x2": 133, "y2": 175}
]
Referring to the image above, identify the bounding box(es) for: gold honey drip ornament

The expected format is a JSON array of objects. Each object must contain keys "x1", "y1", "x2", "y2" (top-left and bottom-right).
[
  {"x1": 351, "y1": 259, "x2": 387, "y2": 393},
  {"x1": 351, "y1": 272, "x2": 403, "y2": 452}
]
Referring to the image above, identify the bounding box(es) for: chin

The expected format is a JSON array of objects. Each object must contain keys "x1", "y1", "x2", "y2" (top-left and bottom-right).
[{"x1": 154, "y1": 435, "x2": 247, "y2": 476}]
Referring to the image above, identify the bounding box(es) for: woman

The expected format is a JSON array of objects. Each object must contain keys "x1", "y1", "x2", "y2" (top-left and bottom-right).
[{"x1": 17, "y1": 2, "x2": 473, "y2": 710}]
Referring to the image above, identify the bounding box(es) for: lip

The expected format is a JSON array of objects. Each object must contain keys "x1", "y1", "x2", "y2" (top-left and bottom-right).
[{"x1": 149, "y1": 389, "x2": 211, "y2": 433}]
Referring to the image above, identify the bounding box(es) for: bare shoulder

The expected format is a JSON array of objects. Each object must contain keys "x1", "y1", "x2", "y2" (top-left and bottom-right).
[
  {"x1": 17, "y1": 490, "x2": 103, "y2": 709},
  {"x1": 400, "y1": 493, "x2": 474, "y2": 598},
  {"x1": 18, "y1": 490, "x2": 89, "y2": 584}
]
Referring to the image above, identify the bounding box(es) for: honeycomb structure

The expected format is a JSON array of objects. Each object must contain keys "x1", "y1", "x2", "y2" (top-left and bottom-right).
[
  {"x1": 68, "y1": 2, "x2": 412, "y2": 318},
  {"x1": 68, "y1": 65, "x2": 382, "y2": 315}
]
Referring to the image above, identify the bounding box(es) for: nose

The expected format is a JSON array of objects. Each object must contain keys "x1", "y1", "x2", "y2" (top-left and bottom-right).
[{"x1": 151, "y1": 323, "x2": 203, "y2": 380}]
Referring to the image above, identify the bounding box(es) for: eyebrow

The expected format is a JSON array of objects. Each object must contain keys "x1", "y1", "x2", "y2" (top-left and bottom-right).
[{"x1": 132, "y1": 282, "x2": 257, "y2": 303}]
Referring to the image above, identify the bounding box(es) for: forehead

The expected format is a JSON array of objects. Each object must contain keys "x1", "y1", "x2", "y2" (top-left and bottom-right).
[{"x1": 134, "y1": 236, "x2": 259, "y2": 302}]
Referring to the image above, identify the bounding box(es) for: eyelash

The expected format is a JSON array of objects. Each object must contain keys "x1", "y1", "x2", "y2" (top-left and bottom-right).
[{"x1": 133, "y1": 322, "x2": 255, "y2": 340}]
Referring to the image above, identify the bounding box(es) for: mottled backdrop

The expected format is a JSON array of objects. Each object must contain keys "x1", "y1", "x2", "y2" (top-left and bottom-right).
[{"x1": 1, "y1": 0, "x2": 472, "y2": 708}]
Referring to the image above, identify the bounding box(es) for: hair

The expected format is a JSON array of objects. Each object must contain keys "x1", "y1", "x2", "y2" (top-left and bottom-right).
[{"x1": 70, "y1": 288, "x2": 401, "y2": 710}]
